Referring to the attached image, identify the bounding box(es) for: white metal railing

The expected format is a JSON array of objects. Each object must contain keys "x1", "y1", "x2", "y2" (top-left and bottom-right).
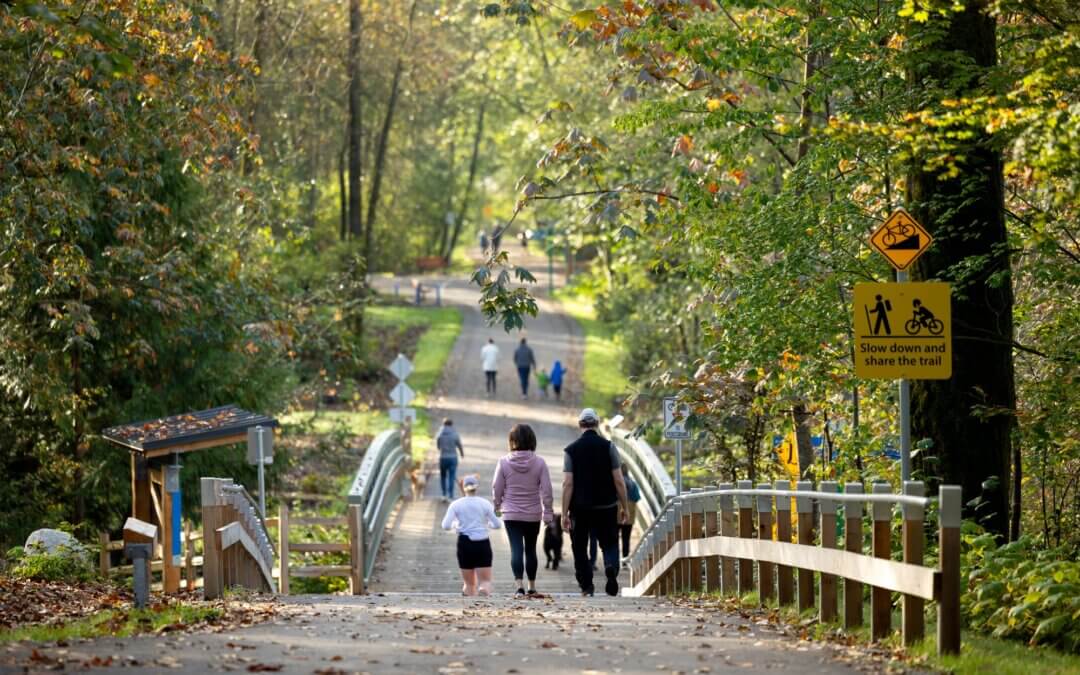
[
  {"x1": 347, "y1": 428, "x2": 407, "y2": 583},
  {"x1": 605, "y1": 421, "x2": 676, "y2": 531}
]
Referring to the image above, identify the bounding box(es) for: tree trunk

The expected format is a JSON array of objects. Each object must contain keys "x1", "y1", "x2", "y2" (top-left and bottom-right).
[
  {"x1": 347, "y1": 0, "x2": 364, "y2": 240},
  {"x1": 364, "y1": 0, "x2": 419, "y2": 264},
  {"x1": 215, "y1": 0, "x2": 231, "y2": 52},
  {"x1": 338, "y1": 140, "x2": 348, "y2": 241},
  {"x1": 796, "y1": 0, "x2": 819, "y2": 162},
  {"x1": 907, "y1": 0, "x2": 1014, "y2": 539},
  {"x1": 791, "y1": 404, "x2": 815, "y2": 480},
  {"x1": 436, "y1": 139, "x2": 455, "y2": 257},
  {"x1": 444, "y1": 102, "x2": 485, "y2": 261},
  {"x1": 251, "y1": 0, "x2": 271, "y2": 160}
]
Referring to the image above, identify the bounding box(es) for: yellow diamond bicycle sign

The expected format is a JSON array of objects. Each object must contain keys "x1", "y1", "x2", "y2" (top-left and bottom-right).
[
  {"x1": 870, "y1": 208, "x2": 933, "y2": 271},
  {"x1": 854, "y1": 282, "x2": 952, "y2": 380}
]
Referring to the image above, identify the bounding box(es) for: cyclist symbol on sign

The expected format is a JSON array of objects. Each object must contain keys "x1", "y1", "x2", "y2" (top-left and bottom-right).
[
  {"x1": 906, "y1": 299, "x2": 944, "y2": 335},
  {"x1": 882, "y1": 217, "x2": 915, "y2": 247}
]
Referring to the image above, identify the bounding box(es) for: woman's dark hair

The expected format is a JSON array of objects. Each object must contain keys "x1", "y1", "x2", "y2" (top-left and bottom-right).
[{"x1": 508, "y1": 424, "x2": 537, "y2": 452}]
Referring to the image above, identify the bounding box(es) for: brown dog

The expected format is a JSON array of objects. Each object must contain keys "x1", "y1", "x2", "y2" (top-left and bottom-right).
[{"x1": 409, "y1": 467, "x2": 428, "y2": 501}]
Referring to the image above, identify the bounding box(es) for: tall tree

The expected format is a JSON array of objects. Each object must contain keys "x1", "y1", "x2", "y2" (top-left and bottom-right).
[
  {"x1": 346, "y1": 0, "x2": 364, "y2": 240},
  {"x1": 364, "y1": 0, "x2": 419, "y2": 262},
  {"x1": 907, "y1": 0, "x2": 1015, "y2": 538},
  {"x1": 444, "y1": 102, "x2": 485, "y2": 261}
]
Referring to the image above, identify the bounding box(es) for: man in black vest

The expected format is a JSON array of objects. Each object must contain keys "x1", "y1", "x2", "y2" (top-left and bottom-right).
[{"x1": 561, "y1": 408, "x2": 630, "y2": 596}]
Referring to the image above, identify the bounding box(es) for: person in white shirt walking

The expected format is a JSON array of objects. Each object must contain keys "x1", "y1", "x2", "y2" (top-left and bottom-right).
[
  {"x1": 481, "y1": 338, "x2": 500, "y2": 396},
  {"x1": 441, "y1": 475, "x2": 502, "y2": 596}
]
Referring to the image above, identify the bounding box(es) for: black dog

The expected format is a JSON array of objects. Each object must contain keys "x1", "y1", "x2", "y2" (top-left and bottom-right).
[{"x1": 544, "y1": 513, "x2": 564, "y2": 570}]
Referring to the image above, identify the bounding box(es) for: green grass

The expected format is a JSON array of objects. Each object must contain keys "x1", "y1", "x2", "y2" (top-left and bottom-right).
[
  {"x1": 0, "y1": 604, "x2": 222, "y2": 643},
  {"x1": 367, "y1": 304, "x2": 462, "y2": 403},
  {"x1": 281, "y1": 304, "x2": 461, "y2": 463},
  {"x1": 553, "y1": 290, "x2": 629, "y2": 417}
]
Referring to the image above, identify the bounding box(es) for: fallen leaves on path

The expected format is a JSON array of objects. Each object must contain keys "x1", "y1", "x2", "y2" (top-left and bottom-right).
[{"x1": 0, "y1": 576, "x2": 128, "y2": 629}]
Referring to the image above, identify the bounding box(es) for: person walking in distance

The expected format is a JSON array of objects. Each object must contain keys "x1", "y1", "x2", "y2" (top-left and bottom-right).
[
  {"x1": 562, "y1": 408, "x2": 630, "y2": 596},
  {"x1": 437, "y1": 419, "x2": 464, "y2": 503},
  {"x1": 481, "y1": 338, "x2": 499, "y2": 396},
  {"x1": 619, "y1": 464, "x2": 641, "y2": 564},
  {"x1": 550, "y1": 360, "x2": 566, "y2": 401},
  {"x1": 492, "y1": 424, "x2": 553, "y2": 597},
  {"x1": 442, "y1": 475, "x2": 502, "y2": 596},
  {"x1": 514, "y1": 338, "x2": 537, "y2": 400}
]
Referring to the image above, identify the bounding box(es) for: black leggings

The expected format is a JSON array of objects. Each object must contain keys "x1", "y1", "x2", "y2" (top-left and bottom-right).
[{"x1": 504, "y1": 520, "x2": 541, "y2": 582}]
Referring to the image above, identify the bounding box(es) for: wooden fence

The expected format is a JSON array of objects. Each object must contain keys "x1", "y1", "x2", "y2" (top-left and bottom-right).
[
  {"x1": 624, "y1": 480, "x2": 962, "y2": 655},
  {"x1": 272, "y1": 504, "x2": 364, "y2": 595},
  {"x1": 98, "y1": 523, "x2": 203, "y2": 590}
]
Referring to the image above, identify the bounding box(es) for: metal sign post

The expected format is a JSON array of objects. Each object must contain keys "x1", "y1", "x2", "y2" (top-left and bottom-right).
[
  {"x1": 663, "y1": 397, "x2": 691, "y2": 495},
  {"x1": 863, "y1": 209, "x2": 941, "y2": 483},
  {"x1": 247, "y1": 425, "x2": 274, "y2": 519}
]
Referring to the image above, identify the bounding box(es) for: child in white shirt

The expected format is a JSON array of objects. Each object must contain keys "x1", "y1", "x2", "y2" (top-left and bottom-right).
[{"x1": 441, "y1": 475, "x2": 502, "y2": 595}]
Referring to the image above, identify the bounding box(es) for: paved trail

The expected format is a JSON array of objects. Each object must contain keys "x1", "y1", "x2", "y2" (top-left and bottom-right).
[
  {"x1": 1, "y1": 251, "x2": 865, "y2": 674},
  {"x1": 370, "y1": 252, "x2": 592, "y2": 595}
]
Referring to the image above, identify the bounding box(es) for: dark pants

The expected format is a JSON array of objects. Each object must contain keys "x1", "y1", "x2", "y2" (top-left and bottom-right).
[
  {"x1": 552, "y1": 383, "x2": 562, "y2": 400},
  {"x1": 570, "y1": 506, "x2": 619, "y2": 593},
  {"x1": 620, "y1": 524, "x2": 633, "y2": 558},
  {"x1": 484, "y1": 370, "x2": 497, "y2": 394},
  {"x1": 504, "y1": 520, "x2": 541, "y2": 582},
  {"x1": 517, "y1": 366, "x2": 531, "y2": 395},
  {"x1": 439, "y1": 456, "x2": 458, "y2": 498}
]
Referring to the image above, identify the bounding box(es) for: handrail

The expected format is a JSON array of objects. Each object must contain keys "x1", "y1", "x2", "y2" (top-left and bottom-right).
[
  {"x1": 201, "y1": 477, "x2": 278, "y2": 597},
  {"x1": 347, "y1": 428, "x2": 407, "y2": 584},
  {"x1": 604, "y1": 422, "x2": 676, "y2": 530},
  {"x1": 622, "y1": 478, "x2": 964, "y2": 656},
  {"x1": 628, "y1": 484, "x2": 932, "y2": 565}
]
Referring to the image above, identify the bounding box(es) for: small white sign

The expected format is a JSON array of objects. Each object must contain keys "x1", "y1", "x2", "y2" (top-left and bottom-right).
[
  {"x1": 663, "y1": 397, "x2": 691, "y2": 440},
  {"x1": 246, "y1": 425, "x2": 274, "y2": 465},
  {"x1": 388, "y1": 353, "x2": 414, "y2": 381},
  {"x1": 390, "y1": 382, "x2": 416, "y2": 408},
  {"x1": 389, "y1": 408, "x2": 418, "y2": 424}
]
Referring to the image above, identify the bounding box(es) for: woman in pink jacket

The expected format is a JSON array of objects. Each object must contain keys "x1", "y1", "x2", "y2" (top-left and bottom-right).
[{"x1": 492, "y1": 423, "x2": 554, "y2": 597}]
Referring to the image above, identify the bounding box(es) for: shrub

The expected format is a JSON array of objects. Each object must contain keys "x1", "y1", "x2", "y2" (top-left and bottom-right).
[
  {"x1": 964, "y1": 534, "x2": 1080, "y2": 653},
  {"x1": 7, "y1": 545, "x2": 95, "y2": 584}
]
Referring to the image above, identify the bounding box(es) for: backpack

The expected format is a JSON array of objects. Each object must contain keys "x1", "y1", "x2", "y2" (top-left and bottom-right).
[{"x1": 626, "y1": 476, "x2": 641, "y2": 503}]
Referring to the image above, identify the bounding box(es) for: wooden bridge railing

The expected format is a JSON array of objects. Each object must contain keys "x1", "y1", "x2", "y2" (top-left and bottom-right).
[
  {"x1": 624, "y1": 480, "x2": 962, "y2": 655},
  {"x1": 201, "y1": 477, "x2": 277, "y2": 598}
]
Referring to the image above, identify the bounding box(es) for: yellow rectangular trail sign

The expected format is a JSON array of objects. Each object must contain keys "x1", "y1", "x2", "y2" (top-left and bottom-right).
[{"x1": 854, "y1": 282, "x2": 951, "y2": 379}]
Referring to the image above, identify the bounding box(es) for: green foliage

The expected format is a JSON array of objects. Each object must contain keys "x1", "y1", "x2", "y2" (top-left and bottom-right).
[
  {"x1": 7, "y1": 546, "x2": 94, "y2": 584},
  {"x1": 964, "y1": 534, "x2": 1080, "y2": 653},
  {"x1": 0, "y1": 603, "x2": 223, "y2": 644}
]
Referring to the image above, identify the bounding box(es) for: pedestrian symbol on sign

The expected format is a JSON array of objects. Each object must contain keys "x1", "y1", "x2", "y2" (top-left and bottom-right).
[{"x1": 865, "y1": 294, "x2": 893, "y2": 336}]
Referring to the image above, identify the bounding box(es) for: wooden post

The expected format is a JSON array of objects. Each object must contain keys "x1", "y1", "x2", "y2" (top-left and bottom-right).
[
  {"x1": 756, "y1": 483, "x2": 774, "y2": 605},
  {"x1": 201, "y1": 478, "x2": 225, "y2": 600},
  {"x1": 278, "y1": 502, "x2": 290, "y2": 596},
  {"x1": 161, "y1": 477, "x2": 180, "y2": 594},
  {"x1": 938, "y1": 485, "x2": 962, "y2": 655},
  {"x1": 796, "y1": 480, "x2": 815, "y2": 612},
  {"x1": 871, "y1": 482, "x2": 892, "y2": 640},
  {"x1": 688, "y1": 489, "x2": 704, "y2": 592},
  {"x1": 184, "y1": 521, "x2": 195, "y2": 591},
  {"x1": 844, "y1": 483, "x2": 864, "y2": 630},
  {"x1": 704, "y1": 490, "x2": 720, "y2": 593},
  {"x1": 774, "y1": 479, "x2": 794, "y2": 606},
  {"x1": 131, "y1": 453, "x2": 152, "y2": 530},
  {"x1": 673, "y1": 500, "x2": 685, "y2": 592},
  {"x1": 902, "y1": 481, "x2": 925, "y2": 646},
  {"x1": 736, "y1": 480, "x2": 754, "y2": 596},
  {"x1": 719, "y1": 483, "x2": 736, "y2": 595},
  {"x1": 819, "y1": 481, "x2": 839, "y2": 624},
  {"x1": 348, "y1": 504, "x2": 365, "y2": 595},
  {"x1": 99, "y1": 532, "x2": 110, "y2": 576}
]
